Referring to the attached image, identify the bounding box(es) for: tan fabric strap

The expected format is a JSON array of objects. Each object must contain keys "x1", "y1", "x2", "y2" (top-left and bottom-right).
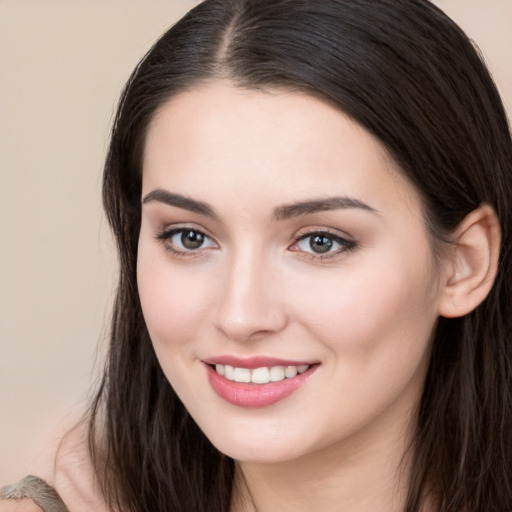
[{"x1": 0, "y1": 475, "x2": 69, "y2": 512}]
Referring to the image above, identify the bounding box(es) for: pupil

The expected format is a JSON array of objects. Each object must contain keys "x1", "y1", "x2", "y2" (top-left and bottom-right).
[
  {"x1": 182, "y1": 230, "x2": 204, "y2": 249},
  {"x1": 310, "y1": 235, "x2": 333, "y2": 253}
]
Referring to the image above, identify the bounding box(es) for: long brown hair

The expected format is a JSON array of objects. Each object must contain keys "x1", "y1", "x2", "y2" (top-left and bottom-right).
[{"x1": 90, "y1": 1, "x2": 512, "y2": 510}]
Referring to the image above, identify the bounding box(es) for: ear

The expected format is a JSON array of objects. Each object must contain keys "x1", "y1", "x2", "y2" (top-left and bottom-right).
[{"x1": 438, "y1": 204, "x2": 501, "y2": 318}]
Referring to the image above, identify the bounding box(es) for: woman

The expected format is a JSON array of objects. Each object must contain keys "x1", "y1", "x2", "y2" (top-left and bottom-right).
[{"x1": 2, "y1": 0, "x2": 511, "y2": 510}]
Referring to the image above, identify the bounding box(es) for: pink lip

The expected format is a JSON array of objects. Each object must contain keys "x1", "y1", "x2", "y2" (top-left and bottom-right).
[
  {"x1": 204, "y1": 361, "x2": 318, "y2": 408},
  {"x1": 203, "y1": 355, "x2": 317, "y2": 369}
]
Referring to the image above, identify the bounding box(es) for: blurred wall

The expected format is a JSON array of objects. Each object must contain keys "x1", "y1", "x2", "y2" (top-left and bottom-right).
[
  {"x1": 0, "y1": 0, "x2": 200, "y2": 482},
  {"x1": 0, "y1": 0, "x2": 511, "y2": 483}
]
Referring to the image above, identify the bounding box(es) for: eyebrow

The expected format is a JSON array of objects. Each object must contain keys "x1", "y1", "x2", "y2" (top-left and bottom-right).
[
  {"x1": 142, "y1": 189, "x2": 218, "y2": 219},
  {"x1": 272, "y1": 197, "x2": 379, "y2": 221},
  {"x1": 142, "y1": 189, "x2": 378, "y2": 220}
]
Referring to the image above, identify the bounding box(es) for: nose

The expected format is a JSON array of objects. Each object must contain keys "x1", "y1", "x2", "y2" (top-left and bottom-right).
[{"x1": 213, "y1": 251, "x2": 288, "y2": 342}]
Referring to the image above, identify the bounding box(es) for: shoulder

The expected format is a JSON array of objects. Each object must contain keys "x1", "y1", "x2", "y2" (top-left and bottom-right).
[
  {"x1": 52, "y1": 421, "x2": 109, "y2": 512},
  {"x1": 0, "y1": 499, "x2": 43, "y2": 512},
  {"x1": 1, "y1": 420, "x2": 109, "y2": 512}
]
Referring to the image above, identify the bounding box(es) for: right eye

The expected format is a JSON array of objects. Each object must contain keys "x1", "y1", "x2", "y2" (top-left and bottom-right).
[{"x1": 156, "y1": 228, "x2": 218, "y2": 255}]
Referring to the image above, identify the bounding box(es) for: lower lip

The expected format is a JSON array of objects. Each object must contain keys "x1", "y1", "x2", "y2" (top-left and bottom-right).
[{"x1": 205, "y1": 364, "x2": 318, "y2": 408}]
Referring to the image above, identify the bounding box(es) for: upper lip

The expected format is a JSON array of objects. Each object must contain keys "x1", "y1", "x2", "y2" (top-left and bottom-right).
[{"x1": 202, "y1": 355, "x2": 318, "y2": 369}]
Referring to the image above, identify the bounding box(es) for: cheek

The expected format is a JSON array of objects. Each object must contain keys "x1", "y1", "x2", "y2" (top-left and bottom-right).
[
  {"x1": 136, "y1": 247, "x2": 216, "y2": 403},
  {"x1": 136, "y1": 245, "x2": 211, "y2": 355},
  {"x1": 288, "y1": 247, "x2": 439, "y2": 369},
  {"x1": 282, "y1": 256, "x2": 438, "y2": 441}
]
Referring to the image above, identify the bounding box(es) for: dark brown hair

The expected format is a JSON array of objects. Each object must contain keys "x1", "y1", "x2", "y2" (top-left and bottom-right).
[{"x1": 90, "y1": 1, "x2": 512, "y2": 510}]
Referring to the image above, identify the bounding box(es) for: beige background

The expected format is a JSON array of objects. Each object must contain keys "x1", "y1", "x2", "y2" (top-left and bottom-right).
[{"x1": 0, "y1": 0, "x2": 511, "y2": 483}]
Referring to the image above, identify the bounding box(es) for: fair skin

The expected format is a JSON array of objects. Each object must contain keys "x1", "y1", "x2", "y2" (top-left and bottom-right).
[
  {"x1": 1, "y1": 82, "x2": 499, "y2": 512},
  {"x1": 136, "y1": 81, "x2": 498, "y2": 512},
  {"x1": 1, "y1": 501, "x2": 41, "y2": 512}
]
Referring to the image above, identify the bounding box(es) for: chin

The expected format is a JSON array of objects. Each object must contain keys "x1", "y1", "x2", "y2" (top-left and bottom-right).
[
  {"x1": 196, "y1": 418, "x2": 314, "y2": 464},
  {"x1": 214, "y1": 438, "x2": 301, "y2": 464}
]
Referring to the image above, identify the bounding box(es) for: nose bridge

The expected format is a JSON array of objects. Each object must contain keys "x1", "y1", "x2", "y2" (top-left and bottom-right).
[{"x1": 214, "y1": 244, "x2": 287, "y2": 342}]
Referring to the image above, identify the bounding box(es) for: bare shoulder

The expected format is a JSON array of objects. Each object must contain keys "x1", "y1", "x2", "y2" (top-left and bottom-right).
[
  {"x1": 0, "y1": 499, "x2": 43, "y2": 512},
  {"x1": 53, "y1": 422, "x2": 109, "y2": 512},
  {"x1": 0, "y1": 421, "x2": 109, "y2": 512}
]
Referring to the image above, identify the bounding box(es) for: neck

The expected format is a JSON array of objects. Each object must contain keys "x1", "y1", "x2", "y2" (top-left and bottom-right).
[{"x1": 230, "y1": 404, "x2": 417, "y2": 512}]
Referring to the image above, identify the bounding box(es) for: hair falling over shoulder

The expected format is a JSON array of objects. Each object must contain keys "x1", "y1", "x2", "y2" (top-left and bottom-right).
[{"x1": 88, "y1": 1, "x2": 512, "y2": 510}]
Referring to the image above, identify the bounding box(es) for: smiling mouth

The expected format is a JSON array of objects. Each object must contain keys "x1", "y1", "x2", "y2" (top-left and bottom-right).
[
  {"x1": 205, "y1": 361, "x2": 318, "y2": 407},
  {"x1": 213, "y1": 363, "x2": 310, "y2": 384}
]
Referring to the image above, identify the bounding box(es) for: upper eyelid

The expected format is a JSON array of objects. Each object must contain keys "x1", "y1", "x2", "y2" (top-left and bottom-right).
[
  {"x1": 154, "y1": 226, "x2": 218, "y2": 249},
  {"x1": 292, "y1": 226, "x2": 354, "y2": 242},
  {"x1": 292, "y1": 231, "x2": 355, "y2": 249},
  {"x1": 156, "y1": 224, "x2": 215, "y2": 239}
]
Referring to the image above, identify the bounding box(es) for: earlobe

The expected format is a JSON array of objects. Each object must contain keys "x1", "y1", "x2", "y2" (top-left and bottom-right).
[{"x1": 438, "y1": 204, "x2": 501, "y2": 318}]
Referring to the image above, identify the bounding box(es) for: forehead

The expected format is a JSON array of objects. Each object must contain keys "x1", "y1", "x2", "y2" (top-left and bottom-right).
[{"x1": 142, "y1": 80, "x2": 421, "y2": 218}]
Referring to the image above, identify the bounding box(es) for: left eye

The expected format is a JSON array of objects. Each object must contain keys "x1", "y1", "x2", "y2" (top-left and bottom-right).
[
  {"x1": 292, "y1": 232, "x2": 354, "y2": 256},
  {"x1": 158, "y1": 228, "x2": 217, "y2": 251}
]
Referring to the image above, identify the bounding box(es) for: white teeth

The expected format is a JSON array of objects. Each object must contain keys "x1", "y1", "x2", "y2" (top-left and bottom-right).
[
  {"x1": 214, "y1": 363, "x2": 310, "y2": 383},
  {"x1": 284, "y1": 365, "x2": 297, "y2": 378},
  {"x1": 233, "y1": 367, "x2": 251, "y2": 383},
  {"x1": 251, "y1": 366, "x2": 271, "y2": 384},
  {"x1": 224, "y1": 365, "x2": 235, "y2": 381},
  {"x1": 270, "y1": 366, "x2": 285, "y2": 382}
]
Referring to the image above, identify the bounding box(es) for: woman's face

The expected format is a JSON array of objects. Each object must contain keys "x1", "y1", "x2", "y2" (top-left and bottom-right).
[{"x1": 137, "y1": 81, "x2": 447, "y2": 464}]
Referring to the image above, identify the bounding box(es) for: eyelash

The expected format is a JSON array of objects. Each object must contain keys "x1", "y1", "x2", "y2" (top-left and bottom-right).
[
  {"x1": 290, "y1": 229, "x2": 357, "y2": 260},
  {"x1": 155, "y1": 227, "x2": 357, "y2": 261},
  {"x1": 155, "y1": 226, "x2": 217, "y2": 258}
]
